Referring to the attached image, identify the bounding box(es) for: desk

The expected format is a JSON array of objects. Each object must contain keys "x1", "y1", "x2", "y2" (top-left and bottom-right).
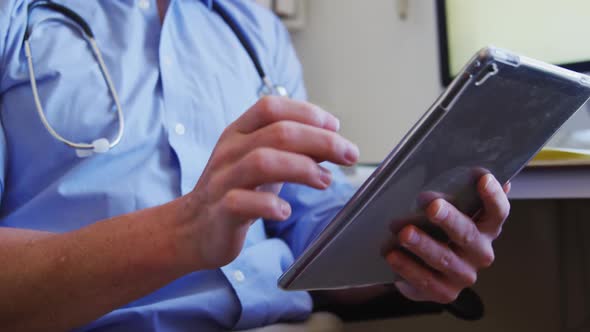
[
  {"x1": 347, "y1": 165, "x2": 590, "y2": 200},
  {"x1": 508, "y1": 166, "x2": 590, "y2": 199}
]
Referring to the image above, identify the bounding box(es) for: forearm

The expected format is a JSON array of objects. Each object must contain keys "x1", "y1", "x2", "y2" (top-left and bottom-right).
[{"x1": 0, "y1": 196, "x2": 197, "y2": 331}]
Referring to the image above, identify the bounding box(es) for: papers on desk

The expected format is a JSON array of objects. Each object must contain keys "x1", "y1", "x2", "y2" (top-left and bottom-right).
[
  {"x1": 530, "y1": 147, "x2": 590, "y2": 167},
  {"x1": 347, "y1": 147, "x2": 590, "y2": 186}
]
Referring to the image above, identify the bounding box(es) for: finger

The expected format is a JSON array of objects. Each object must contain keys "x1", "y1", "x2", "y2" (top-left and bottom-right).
[
  {"x1": 477, "y1": 174, "x2": 511, "y2": 239},
  {"x1": 233, "y1": 96, "x2": 340, "y2": 134},
  {"x1": 398, "y1": 225, "x2": 476, "y2": 287},
  {"x1": 426, "y1": 199, "x2": 495, "y2": 268},
  {"x1": 220, "y1": 188, "x2": 291, "y2": 223},
  {"x1": 242, "y1": 121, "x2": 359, "y2": 166},
  {"x1": 386, "y1": 250, "x2": 460, "y2": 304},
  {"x1": 394, "y1": 280, "x2": 431, "y2": 302},
  {"x1": 416, "y1": 191, "x2": 452, "y2": 210},
  {"x1": 503, "y1": 181, "x2": 511, "y2": 194},
  {"x1": 213, "y1": 148, "x2": 333, "y2": 192}
]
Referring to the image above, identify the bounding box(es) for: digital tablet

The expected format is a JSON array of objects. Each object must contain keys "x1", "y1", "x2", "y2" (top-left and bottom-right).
[{"x1": 278, "y1": 46, "x2": 590, "y2": 290}]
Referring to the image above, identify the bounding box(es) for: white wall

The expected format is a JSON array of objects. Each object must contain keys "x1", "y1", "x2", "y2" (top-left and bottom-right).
[
  {"x1": 290, "y1": 0, "x2": 590, "y2": 163},
  {"x1": 291, "y1": 0, "x2": 442, "y2": 163}
]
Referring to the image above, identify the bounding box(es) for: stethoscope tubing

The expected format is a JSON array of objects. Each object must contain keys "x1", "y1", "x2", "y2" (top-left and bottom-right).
[
  {"x1": 24, "y1": 0, "x2": 285, "y2": 153},
  {"x1": 25, "y1": 0, "x2": 125, "y2": 151}
]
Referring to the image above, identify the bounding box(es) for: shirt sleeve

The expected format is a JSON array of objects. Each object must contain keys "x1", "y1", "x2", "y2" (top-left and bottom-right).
[
  {"x1": 266, "y1": 164, "x2": 355, "y2": 258},
  {"x1": 263, "y1": 18, "x2": 356, "y2": 258}
]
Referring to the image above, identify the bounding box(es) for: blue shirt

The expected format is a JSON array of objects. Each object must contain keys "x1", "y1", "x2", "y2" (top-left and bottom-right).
[{"x1": 0, "y1": 0, "x2": 354, "y2": 331}]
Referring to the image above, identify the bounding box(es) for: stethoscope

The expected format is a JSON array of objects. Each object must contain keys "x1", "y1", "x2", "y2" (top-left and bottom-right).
[{"x1": 24, "y1": 0, "x2": 288, "y2": 154}]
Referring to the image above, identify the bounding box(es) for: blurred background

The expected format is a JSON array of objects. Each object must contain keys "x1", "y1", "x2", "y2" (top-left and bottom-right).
[{"x1": 290, "y1": 0, "x2": 590, "y2": 163}]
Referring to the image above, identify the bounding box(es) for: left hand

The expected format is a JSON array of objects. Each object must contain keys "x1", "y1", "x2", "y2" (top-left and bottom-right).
[{"x1": 386, "y1": 174, "x2": 511, "y2": 303}]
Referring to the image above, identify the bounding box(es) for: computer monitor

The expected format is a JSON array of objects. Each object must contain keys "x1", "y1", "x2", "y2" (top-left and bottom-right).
[{"x1": 437, "y1": 0, "x2": 590, "y2": 86}]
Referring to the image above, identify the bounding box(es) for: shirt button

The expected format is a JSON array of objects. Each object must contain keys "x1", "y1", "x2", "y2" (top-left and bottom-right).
[
  {"x1": 175, "y1": 123, "x2": 186, "y2": 135},
  {"x1": 138, "y1": 0, "x2": 150, "y2": 10},
  {"x1": 233, "y1": 270, "x2": 245, "y2": 283}
]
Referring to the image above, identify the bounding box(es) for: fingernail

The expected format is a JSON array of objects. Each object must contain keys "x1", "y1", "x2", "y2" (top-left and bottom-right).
[
  {"x1": 280, "y1": 201, "x2": 291, "y2": 219},
  {"x1": 433, "y1": 201, "x2": 448, "y2": 222},
  {"x1": 406, "y1": 229, "x2": 419, "y2": 246},
  {"x1": 319, "y1": 166, "x2": 332, "y2": 187},
  {"x1": 344, "y1": 144, "x2": 359, "y2": 164},
  {"x1": 334, "y1": 117, "x2": 341, "y2": 132},
  {"x1": 317, "y1": 107, "x2": 339, "y2": 132},
  {"x1": 504, "y1": 181, "x2": 511, "y2": 193},
  {"x1": 483, "y1": 175, "x2": 494, "y2": 193}
]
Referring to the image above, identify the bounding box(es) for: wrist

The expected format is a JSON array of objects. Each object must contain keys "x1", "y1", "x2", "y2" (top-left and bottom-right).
[{"x1": 161, "y1": 193, "x2": 206, "y2": 273}]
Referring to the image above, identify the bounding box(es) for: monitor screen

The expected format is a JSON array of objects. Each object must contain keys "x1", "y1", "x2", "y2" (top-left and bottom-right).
[{"x1": 437, "y1": 0, "x2": 590, "y2": 85}]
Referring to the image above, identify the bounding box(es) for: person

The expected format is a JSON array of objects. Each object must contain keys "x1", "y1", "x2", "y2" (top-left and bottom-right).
[{"x1": 0, "y1": 0, "x2": 511, "y2": 331}]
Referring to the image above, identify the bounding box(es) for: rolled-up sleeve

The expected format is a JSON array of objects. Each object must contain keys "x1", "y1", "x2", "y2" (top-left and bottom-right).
[{"x1": 263, "y1": 17, "x2": 356, "y2": 257}]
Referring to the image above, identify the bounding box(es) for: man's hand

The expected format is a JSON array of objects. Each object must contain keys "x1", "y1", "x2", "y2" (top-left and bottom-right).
[
  {"x1": 386, "y1": 174, "x2": 510, "y2": 303},
  {"x1": 182, "y1": 96, "x2": 359, "y2": 269},
  {"x1": 0, "y1": 96, "x2": 359, "y2": 331}
]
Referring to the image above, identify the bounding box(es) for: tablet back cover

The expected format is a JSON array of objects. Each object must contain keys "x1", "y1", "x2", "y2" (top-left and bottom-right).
[{"x1": 279, "y1": 48, "x2": 590, "y2": 290}]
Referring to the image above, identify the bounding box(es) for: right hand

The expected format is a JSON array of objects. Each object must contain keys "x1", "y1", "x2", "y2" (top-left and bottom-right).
[{"x1": 181, "y1": 96, "x2": 360, "y2": 269}]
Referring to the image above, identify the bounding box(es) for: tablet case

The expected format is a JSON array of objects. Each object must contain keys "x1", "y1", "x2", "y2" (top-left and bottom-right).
[{"x1": 279, "y1": 47, "x2": 590, "y2": 290}]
